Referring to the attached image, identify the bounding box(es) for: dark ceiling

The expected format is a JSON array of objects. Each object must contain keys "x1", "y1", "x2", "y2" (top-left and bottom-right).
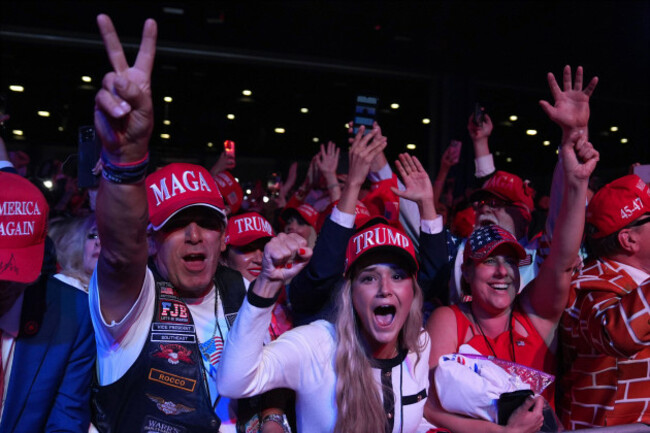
[{"x1": 1, "y1": 1, "x2": 648, "y2": 190}]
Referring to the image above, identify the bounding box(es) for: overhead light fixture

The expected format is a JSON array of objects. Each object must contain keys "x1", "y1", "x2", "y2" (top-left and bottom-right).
[
  {"x1": 9, "y1": 85, "x2": 24, "y2": 92},
  {"x1": 526, "y1": 129, "x2": 537, "y2": 136},
  {"x1": 274, "y1": 127, "x2": 286, "y2": 134},
  {"x1": 163, "y1": 6, "x2": 184, "y2": 15},
  {"x1": 207, "y1": 142, "x2": 214, "y2": 148},
  {"x1": 58, "y1": 126, "x2": 64, "y2": 132},
  {"x1": 509, "y1": 115, "x2": 518, "y2": 122},
  {"x1": 227, "y1": 114, "x2": 235, "y2": 120},
  {"x1": 406, "y1": 144, "x2": 416, "y2": 150},
  {"x1": 163, "y1": 96, "x2": 173, "y2": 103},
  {"x1": 37, "y1": 111, "x2": 50, "y2": 117},
  {"x1": 506, "y1": 157, "x2": 513, "y2": 163},
  {"x1": 621, "y1": 138, "x2": 628, "y2": 144},
  {"x1": 312, "y1": 137, "x2": 319, "y2": 143},
  {"x1": 543, "y1": 140, "x2": 550, "y2": 146},
  {"x1": 242, "y1": 89, "x2": 252, "y2": 96},
  {"x1": 160, "y1": 133, "x2": 170, "y2": 139},
  {"x1": 422, "y1": 118, "x2": 430, "y2": 124},
  {"x1": 12, "y1": 130, "x2": 23, "y2": 136},
  {"x1": 81, "y1": 76, "x2": 92, "y2": 83},
  {"x1": 610, "y1": 126, "x2": 618, "y2": 132},
  {"x1": 43, "y1": 180, "x2": 53, "y2": 189},
  {"x1": 163, "y1": 120, "x2": 171, "y2": 125},
  {"x1": 246, "y1": 189, "x2": 252, "y2": 195},
  {"x1": 495, "y1": 151, "x2": 501, "y2": 156},
  {"x1": 390, "y1": 103, "x2": 400, "y2": 109},
  {"x1": 556, "y1": 149, "x2": 559, "y2": 155},
  {"x1": 344, "y1": 123, "x2": 350, "y2": 129},
  {"x1": 300, "y1": 107, "x2": 309, "y2": 114},
  {"x1": 262, "y1": 196, "x2": 270, "y2": 203}
]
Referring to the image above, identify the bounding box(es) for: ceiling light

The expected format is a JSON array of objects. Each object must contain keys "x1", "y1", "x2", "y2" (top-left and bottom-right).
[
  {"x1": 312, "y1": 137, "x2": 319, "y2": 143},
  {"x1": 160, "y1": 133, "x2": 170, "y2": 139},
  {"x1": 43, "y1": 180, "x2": 53, "y2": 189},
  {"x1": 263, "y1": 196, "x2": 270, "y2": 203},
  {"x1": 246, "y1": 189, "x2": 252, "y2": 195},
  {"x1": 610, "y1": 126, "x2": 618, "y2": 132},
  {"x1": 81, "y1": 76, "x2": 92, "y2": 83},
  {"x1": 235, "y1": 177, "x2": 239, "y2": 182},
  {"x1": 390, "y1": 103, "x2": 400, "y2": 109},
  {"x1": 495, "y1": 151, "x2": 501, "y2": 156},
  {"x1": 227, "y1": 114, "x2": 235, "y2": 120},
  {"x1": 300, "y1": 107, "x2": 309, "y2": 114},
  {"x1": 207, "y1": 142, "x2": 214, "y2": 148},
  {"x1": 344, "y1": 123, "x2": 350, "y2": 129},
  {"x1": 242, "y1": 89, "x2": 252, "y2": 96},
  {"x1": 509, "y1": 115, "x2": 518, "y2": 122},
  {"x1": 506, "y1": 157, "x2": 513, "y2": 163},
  {"x1": 163, "y1": 96, "x2": 173, "y2": 103},
  {"x1": 163, "y1": 6, "x2": 184, "y2": 14},
  {"x1": 9, "y1": 85, "x2": 24, "y2": 92},
  {"x1": 526, "y1": 129, "x2": 537, "y2": 136},
  {"x1": 12, "y1": 130, "x2": 23, "y2": 136},
  {"x1": 422, "y1": 118, "x2": 430, "y2": 124},
  {"x1": 406, "y1": 144, "x2": 416, "y2": 150},
  {"x1": 621, "y1": 138, "x2": 628, "y2": 144},
  {"x1": 58, "y1": 126, "x2": 64, "y2": 132},
  {"x1": 556, "y1": 149, "x2": 559, "y2": 155},
  {"x1": 274, "y1": 128, "x2": 286, "y2": 134},
  {"x1": 543, "y1": 140, "x2": 550, "y2": 146},
  {"x1": 163, "y1": 119, "x2": 171, "y2": 125},
  {"x1": 37, "y1": 111, "x2": 50, "y2": 117}
]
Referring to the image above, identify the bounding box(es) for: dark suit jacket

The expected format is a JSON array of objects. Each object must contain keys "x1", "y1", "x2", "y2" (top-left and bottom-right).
[{"x1": 0, "y1": 276, "x2": 95, "y2": 433}]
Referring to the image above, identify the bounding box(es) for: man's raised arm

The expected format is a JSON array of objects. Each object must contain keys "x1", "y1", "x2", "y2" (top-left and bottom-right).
[{"x1": 94, "y1": 14, "x2": 157, "y2": 323}]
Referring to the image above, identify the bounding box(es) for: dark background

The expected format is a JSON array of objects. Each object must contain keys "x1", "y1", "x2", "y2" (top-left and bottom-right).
[{"x1": 1, "y1": 1, "x2": 648, "y2": 195}]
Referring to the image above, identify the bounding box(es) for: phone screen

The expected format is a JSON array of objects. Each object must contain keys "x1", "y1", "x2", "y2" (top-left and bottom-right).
[{"x1": 353, "y1": 95, "x2": 378, "y2": 135}]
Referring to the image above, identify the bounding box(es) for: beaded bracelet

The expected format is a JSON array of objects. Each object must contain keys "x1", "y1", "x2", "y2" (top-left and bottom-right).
[{"x1": 101, "y1": 151, "x2": 149, "y2": 184}]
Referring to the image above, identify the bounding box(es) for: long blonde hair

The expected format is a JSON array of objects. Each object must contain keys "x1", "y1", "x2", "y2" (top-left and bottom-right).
[{"x1": 333, "y1": 274, "x2": 425, "y2": 433}]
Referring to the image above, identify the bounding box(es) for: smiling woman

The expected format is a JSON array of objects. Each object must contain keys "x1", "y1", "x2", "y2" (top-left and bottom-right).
[{"x1": 217, "y1": 222, "x2": 431, "y2": 433}]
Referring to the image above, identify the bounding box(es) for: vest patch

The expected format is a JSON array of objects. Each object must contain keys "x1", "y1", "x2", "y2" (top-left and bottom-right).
[
  {"x1": 148, "y1": 368, "x2": 197, "y2": 392},
  {"x1": 142, "y1": 415, "x2": 186, "y2": 433},
  {"x1": 152, "y1": 323, "x2": 195, "y2": 334},
  {"x1": 158, "y1": 300, "x2": 190, "y2": 323},
  {"x1": 146, "y1": 394, "x2": 196, "y2": 416},
  {"x1": 151, "y1": 333, "x2": 196, "y2": 344},
  {"x1": 151, "y1": 344, "x2": 195, "y2": 365}
]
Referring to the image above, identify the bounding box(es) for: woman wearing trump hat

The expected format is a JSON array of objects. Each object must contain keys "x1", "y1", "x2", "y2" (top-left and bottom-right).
[{"x1": 217, "y1": 219, "x2": 430, "y2": 432}]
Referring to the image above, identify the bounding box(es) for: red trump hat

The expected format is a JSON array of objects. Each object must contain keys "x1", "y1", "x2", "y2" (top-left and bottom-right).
[
  {"x1": 146, "y1": 163, "x2": 227, "y2": 231},
  {"x1": 0, "y1": 172, "x2": 49, "y2": 283},
  {"x1": 225, "y1": 212, "x2": 275, "y2": 247}
]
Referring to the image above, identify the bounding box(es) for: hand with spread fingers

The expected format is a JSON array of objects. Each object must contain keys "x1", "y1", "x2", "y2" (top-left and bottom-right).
[
  {"x1": 539, "y1": 65, "x2": 598, "y2": 137},
  {"x1": 94, "y1": 14, "x2": 157, "y2": 163},
  {"x1": 392, "y1": 153, "x2": 437, "y2": 220}
]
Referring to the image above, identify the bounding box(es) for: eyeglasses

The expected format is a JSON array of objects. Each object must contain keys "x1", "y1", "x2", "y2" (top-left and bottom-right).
[
  {"x1": 472, "y1": 198, "x2": 510, "y2": 209},
  {"x1": 86, "y1": 233, "x2": 99, "y2": 240}
]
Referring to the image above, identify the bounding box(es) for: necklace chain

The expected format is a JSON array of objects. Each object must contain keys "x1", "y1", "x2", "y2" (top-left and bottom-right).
[{"x1": 469, "y1": 305, "x2": 516, "y2": 363}]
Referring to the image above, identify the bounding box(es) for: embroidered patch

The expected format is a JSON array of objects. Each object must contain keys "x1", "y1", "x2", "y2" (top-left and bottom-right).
[
  {"x1": 151, "y1": 333, "x2": 196, "y2": 344},
  {"x1": 148, "y1": 368, "x2": 197, "y2": 392},
  {"x1": 152, "y1": 323, "x2": 195, "y2": 334},
  {"x1": 142, "y1": 415, "x2": 186, "y2": 433},
  {"x1": 225, "y1": 312, "x2": 238, "y2": 328},
  {"x1": 198, "y1": 334, "x2": 224, "y2": 367},
  {"x1": 158, "y1": 300, "x2": 190, "y2": 323},
  {"x1": 151, "y1": 344, "x2": 194, "y2": 365},
  {"x1": 157, "y1": 283, "x2": 177, "y2": 297},
  {"x1": 519, "y1": 254, "x2": 533, "y2": 267},
  {"x1": 146, "y1": 394, "x2": 195, "y2": 416}
]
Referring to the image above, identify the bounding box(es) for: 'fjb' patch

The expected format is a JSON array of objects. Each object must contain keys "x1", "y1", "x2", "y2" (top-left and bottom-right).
[{"x1": 158, "y1": 300, "x2": 190, "y2": 323}]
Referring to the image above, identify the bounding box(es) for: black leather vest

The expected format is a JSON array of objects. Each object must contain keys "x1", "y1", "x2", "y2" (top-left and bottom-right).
[{"x1": 91, "y1": 265, "x2": 247, "y2": 433}]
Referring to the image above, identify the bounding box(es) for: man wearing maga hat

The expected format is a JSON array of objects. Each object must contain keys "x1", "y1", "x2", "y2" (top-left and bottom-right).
[
  {"x1": 0, "y1": 171, "x2": 95, "y2": 432},
  {"x1": 559, "y1": 174, "x2": 650, "y2": 429},
  {"x1": 88, "y1": 15, "x2": 255, "y2": 433}
]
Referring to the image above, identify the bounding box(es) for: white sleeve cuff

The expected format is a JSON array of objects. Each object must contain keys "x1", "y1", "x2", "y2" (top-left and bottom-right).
[
  {"x1": 420, "y1": 215, "x2": 444, "y2": 234},
  {"x1": 368, "y1": 162, "x2": 393, "y2": 182},
  {"x1": 331, "y1": 206, "x2": 356, "y2": 229},
  {"x1": 0, "y1": 161, "x2": 15, "y2": 170},
  {"x1": 474, "y1": 154, "x2": 495, "y2": 178}
]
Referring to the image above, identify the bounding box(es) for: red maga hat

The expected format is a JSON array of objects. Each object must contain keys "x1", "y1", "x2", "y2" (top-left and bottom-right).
[
  {"x1": 470, "y1": 171, "x2": 535, "y2": 218},
  {"x1": 146, "y1": 163, "x2": 227, "y2": 231},
  {"x1": 587, "y1": 174, "x2": 650, "y2": 239},
  {"x1": 280, "y1": 203, "x2": 319, "y2": 230},
  {"x1": 214, "y1": 171, "x2": 243, "y2": 215},
  {"x1": 225, "y1": 212, "x2": 275, "y2": 247},
  {"x1": 0, "y1": 172, "x2": 49, "y2": 283},
  {"x1": 344, "y1": 222, "x2": 417, "y2": 276}
]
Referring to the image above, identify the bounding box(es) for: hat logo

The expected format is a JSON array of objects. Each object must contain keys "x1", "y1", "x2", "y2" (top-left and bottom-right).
[
  {"x1": 234, "y1": 216, "x2": 273, "y2": 235},
  {"x1": 620, "y1": 197, "x2": 644, "y2": 219},
  {"x1": 0, "y1": 201, "x2": 42, "y2": 216},
  {"x1": 149, "y1": 171, "x2": 212, "y2": 207},
  {"x1": 353, "y1": 226, "x2": 410, "y2": 254}
]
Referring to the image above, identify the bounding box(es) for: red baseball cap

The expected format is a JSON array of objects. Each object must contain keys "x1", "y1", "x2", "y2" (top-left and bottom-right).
[
  {"x1": 280, "y1": 203, "x2": 319, "y2": 230},
  {"x1": 0, "y1": 172, "x2": 49, "y2": 283},
  {"x1": 225, "y1": 212, "x2": 275, "y2": 247},
  {"x1": 470, "y1": 171, "x2": 535, "y2": 218},
  {"x1": 316, "y1": 200, "x2": 373, "y2": 231},
  {"x1": 463, "y1": 225, "x2": 526, "y2": 263},
  {"x1": 146, "y1": 163, "x2": 227, "y2": 231},
  {"x1": 214, "y1": 171, "x2": 243, "y2": 215},
  {"x1": 587, "y1": 174, "x2": 650, "y2": 239},
  {"x1": 344, "y1": 222, "x2": 417, "y2": 276}
]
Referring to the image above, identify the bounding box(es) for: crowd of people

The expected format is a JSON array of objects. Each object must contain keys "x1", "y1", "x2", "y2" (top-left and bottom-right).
[{"x1": 1, "y1": 14, "x2": 649, "y2": 433}]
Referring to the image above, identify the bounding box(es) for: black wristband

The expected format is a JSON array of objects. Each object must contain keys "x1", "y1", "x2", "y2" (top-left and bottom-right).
[
  {"x1": 101, "y1": 151, "x2": 149, "y2": 184},
  {"x1": 247, "y1": 287, "x2": 281, "y2": 308}
]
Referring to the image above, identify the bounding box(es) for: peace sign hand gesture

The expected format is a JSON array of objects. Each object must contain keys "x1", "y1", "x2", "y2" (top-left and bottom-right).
[{"x1": 94, "y1": 14, "x2": 157, "y2": 163}]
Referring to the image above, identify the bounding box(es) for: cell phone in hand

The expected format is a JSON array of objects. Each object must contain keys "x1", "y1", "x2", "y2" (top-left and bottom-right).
[
  {"x1": 472, "y1": 103, "x2": 485, "y2": 126},
  {"x1": 78, "y1": 126, "x2": 101, "y2": 188},
  {"x1": 353, "y1": 95, "x2": 378, "y2": 135},
  {"x1": 224, "y1": 140, "x2": 236, "y2": 158}
]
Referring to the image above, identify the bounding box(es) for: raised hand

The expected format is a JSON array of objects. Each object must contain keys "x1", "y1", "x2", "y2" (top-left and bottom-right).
[
  {"x1": 561, "y1": 131, "x2": 599, "y2": 184},
  {"x1": 254, "y1": 233, "x2": 312, "y2": 298},
  {"x1": 347, "y1": 125, "x2": 387, "y2": 187},
  {"x1": 94, "y1": 14, "x2": 157, "y2": 163},
  {"x1": 392, "y1": 153, "x2": 436, "y2": 220},
  {"x1": 315, "y1": 141, "x2": 340, "y2": 177},
  {"x1": 539, "y1": 65, "x2": 598, "y2": 135},
  {"x1": 440, "y1": 141, "x2": 461, "y2": 172}
]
